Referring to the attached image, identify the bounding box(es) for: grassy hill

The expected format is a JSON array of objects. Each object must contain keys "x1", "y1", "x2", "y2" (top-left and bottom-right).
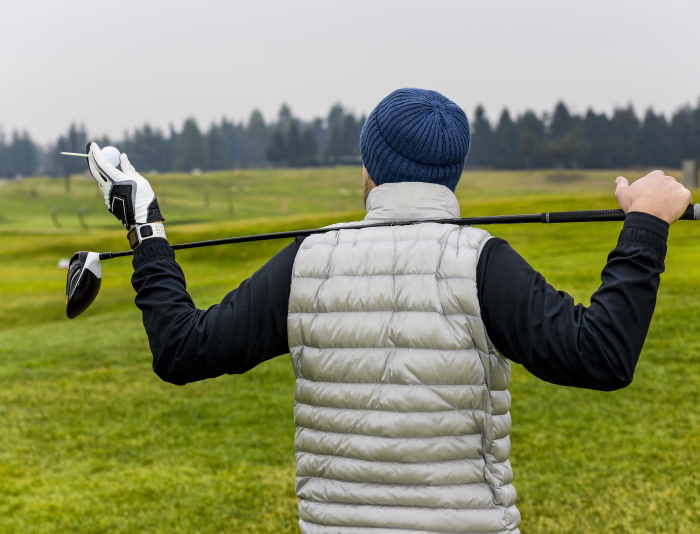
[{"x1": 1, "y1": 168, "x2": 698, "y2": 532}]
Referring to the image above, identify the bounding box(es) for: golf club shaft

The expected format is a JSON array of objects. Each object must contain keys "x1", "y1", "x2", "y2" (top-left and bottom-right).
[
  {"x1": 98, "y1": 204, "x2": 700, "y2": 261},
  {"x1": 60, "y1": 152, "x2": 89, "y2": 158}
]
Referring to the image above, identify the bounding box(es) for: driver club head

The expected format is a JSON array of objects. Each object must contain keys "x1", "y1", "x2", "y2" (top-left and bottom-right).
[{"x1": 66, "y1": 251, "x2": 102, "y2": 319}]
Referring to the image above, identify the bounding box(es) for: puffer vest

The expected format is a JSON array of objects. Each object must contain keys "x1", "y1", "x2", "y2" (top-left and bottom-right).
[{"x1": 288, "y1": 182, "x2": 520, "y2": 534}]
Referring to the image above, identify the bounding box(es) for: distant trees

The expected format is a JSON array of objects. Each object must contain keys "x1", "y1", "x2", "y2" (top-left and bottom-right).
[
  {"x1": 267, "y1": 105, "x2": 314, "y2": 167},
  {"x1": 469, "y1": 99, "x2": 700, "y2": 169},
  {"x1": 266, "y1": 102, "x2": 362, "y2": 167},
  {"x1": 241, "y1": 109, "x2": 268, "y2": 168},
  {"x1": 175, "y1": 118, "x2": 207, "y2": 171},
  {"x1": 0, "y1": 130, "x2": 40, "y2": 178},
  {"x1": 1, "y1": 97, "x2": 700, "y2": 178},
  {"x1": 53, "y1": 123, "x2": 88, "y2": 177},
  {"x1": 326, "y1": 103, "x2": 363, "y2": 164},
  {"x1": 120, "y1": 124, "x2": 172, "y2": 172},
  {"x1": 468, "y1": 105, "x2": 494, "y2": 168}
]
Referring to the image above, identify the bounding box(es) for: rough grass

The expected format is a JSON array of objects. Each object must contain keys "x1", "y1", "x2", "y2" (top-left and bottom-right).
[
  {"x1": 0, "y1": 167, "x2": 650, "y2": 232},
  {"x1": 0, "y1": 168, "x2": 698, "y2": 532}
]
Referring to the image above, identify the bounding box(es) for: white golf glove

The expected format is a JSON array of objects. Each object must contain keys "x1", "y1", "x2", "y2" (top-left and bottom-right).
[{"x1": 86, "y1": 142, "x2": 164, "y2": 228}]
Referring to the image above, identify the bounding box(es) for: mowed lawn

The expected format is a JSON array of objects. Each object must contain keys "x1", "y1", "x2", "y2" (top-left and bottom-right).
[{"x1": 0, "y1": 168, "x2": 698, "y2": 533}]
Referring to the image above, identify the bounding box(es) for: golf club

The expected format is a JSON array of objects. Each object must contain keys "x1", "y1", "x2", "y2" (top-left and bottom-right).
[
  {"x1": 60, "y1": 146, "x2": 122, "y2": 168},
  {"x1": 66, "y1": 204, "x2": 700, "y2": 318}
]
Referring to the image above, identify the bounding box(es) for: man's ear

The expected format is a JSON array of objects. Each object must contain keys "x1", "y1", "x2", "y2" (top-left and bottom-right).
[
  {"x1": 363, "y1": 167, "x2": 376, "y2": 207},
  {"x1": 362, "y1": 166, "x2": 376, "y2": 188}
]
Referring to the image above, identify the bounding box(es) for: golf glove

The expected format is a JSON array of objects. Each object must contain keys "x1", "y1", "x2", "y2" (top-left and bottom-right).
[{"x1": 86, "y1": 142, "x2": 164, "y2": 228}]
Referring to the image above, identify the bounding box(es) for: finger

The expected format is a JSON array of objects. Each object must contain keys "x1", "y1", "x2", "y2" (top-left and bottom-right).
[
  {"x1": 86, "y1": 142, "x2": 111, "y2": 187},
  {"x1": 90, "y1": 143, "x2": 127, "y2": 183},
  {"x1": 120, "y1": 152, "x2": 137, "y2": 176},
  {"x1": 86, "y1": 141, "x2": 100, "y2": 155}
]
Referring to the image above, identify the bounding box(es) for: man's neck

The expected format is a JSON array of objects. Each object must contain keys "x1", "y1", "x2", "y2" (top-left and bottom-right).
[{"x1": 364, "y1": 182, "x2": 460, "y2": 221}]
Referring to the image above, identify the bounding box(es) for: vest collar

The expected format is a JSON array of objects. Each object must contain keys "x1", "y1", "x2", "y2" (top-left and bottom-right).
[{"x1": 364, "y1": 182, "x2": 461, "y2": 221}]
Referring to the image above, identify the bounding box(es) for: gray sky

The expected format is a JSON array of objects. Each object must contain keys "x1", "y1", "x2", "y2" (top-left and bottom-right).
[{"x1": 2, "y1": 0, "x2": 699, "y2": 144}]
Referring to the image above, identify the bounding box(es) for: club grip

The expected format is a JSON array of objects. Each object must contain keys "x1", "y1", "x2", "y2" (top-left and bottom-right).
[
  {"x1": 680, "y1": 204, "x2": 700, "y2": 220},
  {"x1": 545, "y1": 209, "x2": 625, "y2": 223},
  {"x1": 545, "y1": 204, "x2": 699, "y2": 223}
]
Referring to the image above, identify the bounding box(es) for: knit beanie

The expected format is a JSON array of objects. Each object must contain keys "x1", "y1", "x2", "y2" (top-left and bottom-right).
[{"x1": 360, "y1": 88, "x2": 470, "y2": 191}]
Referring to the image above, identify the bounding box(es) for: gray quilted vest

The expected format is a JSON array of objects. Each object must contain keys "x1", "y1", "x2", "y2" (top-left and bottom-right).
[{"x1": 288, "y1": 182, "x2": 520, "y2": 534}]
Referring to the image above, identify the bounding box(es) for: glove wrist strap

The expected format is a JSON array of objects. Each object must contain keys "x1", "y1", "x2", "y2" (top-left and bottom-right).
[{"x1": 127, "y1": 222, "x2": 167, "y2": 250}]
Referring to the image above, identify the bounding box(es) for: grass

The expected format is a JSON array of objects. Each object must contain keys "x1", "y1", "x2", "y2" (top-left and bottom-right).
[
  {"x1": 1, "y1": 168, "x2": 698, "y2": 532},
  {"x1": 0, "y1": 167, "x2": 646, "y2": 232}
]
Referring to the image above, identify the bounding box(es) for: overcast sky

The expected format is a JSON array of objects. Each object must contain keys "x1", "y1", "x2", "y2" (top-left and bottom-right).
[{"x1": 2, "y1": 0, "x2": 699, "y2": 144}]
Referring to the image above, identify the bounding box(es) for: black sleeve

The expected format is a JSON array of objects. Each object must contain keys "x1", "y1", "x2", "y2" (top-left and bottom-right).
[
  {"x1": 477, "y1": 212, "x2": 669, "y2": 391},
  {"x1": 131, "y1": 237, "x2": 300, "y2": 385}
]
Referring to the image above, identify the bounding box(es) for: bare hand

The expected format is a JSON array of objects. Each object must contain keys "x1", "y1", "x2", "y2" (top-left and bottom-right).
[{"x1": 615, "y1": 170, "x2": 692, "y2": 224}]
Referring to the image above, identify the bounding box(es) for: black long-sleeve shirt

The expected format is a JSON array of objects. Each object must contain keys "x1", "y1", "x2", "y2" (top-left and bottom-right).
[{"x1": 131, "y1": 212, "x2": 668, "y2": 390}]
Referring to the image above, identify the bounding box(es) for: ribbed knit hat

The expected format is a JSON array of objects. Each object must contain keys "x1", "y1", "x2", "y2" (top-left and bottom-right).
[{"x1": 360, "y1": 88, "x2": 470, "y2": 191}]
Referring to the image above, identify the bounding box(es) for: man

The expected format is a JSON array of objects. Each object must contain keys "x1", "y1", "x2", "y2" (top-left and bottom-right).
[{"x1": 86, "y1": 88, "x2": 691, "y2": 533}]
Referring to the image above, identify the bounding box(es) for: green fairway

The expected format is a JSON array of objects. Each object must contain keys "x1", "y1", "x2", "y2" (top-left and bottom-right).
[{"x1": 1, "y1": 168, "x2": 698, "y2": 533}]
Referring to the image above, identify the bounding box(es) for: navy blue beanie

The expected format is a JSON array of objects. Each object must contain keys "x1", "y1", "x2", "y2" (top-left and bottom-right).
[{"x1": 360, "y1": 88, "x2": 470, "y2": 191}]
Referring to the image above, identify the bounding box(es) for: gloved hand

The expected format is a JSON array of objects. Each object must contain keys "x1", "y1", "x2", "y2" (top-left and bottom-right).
[{"x1": 86, "y1": 142, "x2": 164, "y2": 228}]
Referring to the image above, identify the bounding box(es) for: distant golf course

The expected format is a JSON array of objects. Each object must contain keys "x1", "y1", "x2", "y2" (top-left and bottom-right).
[{"x1": 1, "y1": 167, "x2": 698, "y2": 533}]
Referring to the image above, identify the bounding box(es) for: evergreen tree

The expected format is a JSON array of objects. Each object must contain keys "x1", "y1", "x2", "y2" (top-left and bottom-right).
[
  {"x1": 692, "y1": 97, "x2": 700, "y2": 160},
  {"x1": 545, "y1": 102, "x2": 586, "y2": 168},
  {"x1": 163, "y1": 124, "x2": 177, "y2": 172},
  {"x1": 10, "y1": 131, "x2": 40, "y2": 177},
  {"x1": 310, "y1": 117, "x2": 327, "y2": 161},
  {"x1": 673, "y1": 99, "x2": 700, "y2": 162},
  {"x1": 341, "y1": 113, "x2": 361, "y2": 162},
  {"x1": 494, "y1": 109, "x2": 518, "y2": 169},
  {"x1": 241, "y1": 109, "x2": 268, "y2": 167},
  {"x1": 469, "y1": 105, "x2": 495, "y2": 167},
  {"x1": 0, "y1": 129, "x2": 38, "y2": 178},
  {"x1": 516, "y1": 111, "x2": 545, "y2": 169},
  {"x1": 639, "y1": 109, "x2": 672, "y2": 167},
  {"x1": 300, "y1": 126, "x2": 319, "y2": 166},
  {"x1": 580, "y1": 110, "x2": 612, "y2": 168},
  {"x1": 266, "y1": 129, "x2": 287, "y2": 165},
  {"x1": 122, "y1": 124, "x2": 170, "y2": 171},
  {"x1": 326, "y1": 103, "x2": 346, "y2": 164},
  {"x1": 206, "y1": 122, "x2": 225, "y2": 170},
  {"x1": 219, "y1": 118, "x2": 242, "y2": 169},
  {"x1": 549, "y1": 101, "x2": 574, "y2": 139},
  {"x1": 608, "y1": 106, "x2": 640, "y2": 168},
  {"x1": 54, "y1": 123, "x2": 88, "y2": 176},
  {"x1": 277, "y1": 104, "x2": 293, "y2": 131},
  {"x1": 175, "y1": 117, "x2": 207, "y2": 171},
  {"x1": 286, "y1": 119, "x2": 303, "y2": 166},
  {"x1": 0, "y1": 129, "x2": 7, "y2": 177}
]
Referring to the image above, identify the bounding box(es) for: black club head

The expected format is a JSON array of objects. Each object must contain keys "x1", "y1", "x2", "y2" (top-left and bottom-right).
[{"x1": 66, "y1": 251, "x2": 102, "y2": 319}]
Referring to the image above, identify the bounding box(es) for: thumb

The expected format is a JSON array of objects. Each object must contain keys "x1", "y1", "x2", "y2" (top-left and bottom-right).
[
  {"x1": 615, "y1": 176, "x2": 629, "y2": 190},
  {"x1": 615, "y1": 176, "x2": 632, "y2": 211},
  {"x1": 615, "y1": 176, "x2": 630, "y2": 200}
]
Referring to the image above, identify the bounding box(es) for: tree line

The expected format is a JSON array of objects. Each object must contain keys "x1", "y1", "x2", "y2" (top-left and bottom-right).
[
  {"x1": 0, "y1": 103, "x2": 364, "y2": 179},
  {"x1": 469, "y1": 101, "x2": 700, "y2": 169},
  {"x1": 1, "y1": 98, "x2": 699, "y2": 178}
]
